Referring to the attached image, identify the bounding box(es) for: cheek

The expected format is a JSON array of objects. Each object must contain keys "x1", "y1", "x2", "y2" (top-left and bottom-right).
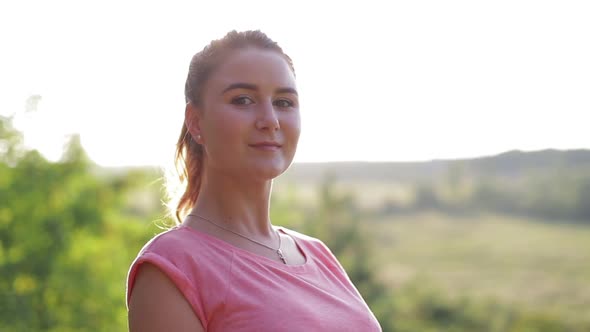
[
  {"x1": 208, "y1": 111, "x2": 249, "y2": 142},
  {"x1": 284, "y1": 113, "x2": 301, "y2": 142}
]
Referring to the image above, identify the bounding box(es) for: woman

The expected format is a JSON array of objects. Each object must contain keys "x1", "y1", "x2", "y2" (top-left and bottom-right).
[{"x1": 127, "y1": 30, "x2": 381, "y2": 331}]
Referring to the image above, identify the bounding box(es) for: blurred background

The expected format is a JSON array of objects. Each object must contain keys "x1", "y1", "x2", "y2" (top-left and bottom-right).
[{"x1": 1, "y1": 0, "x2": 589, "y2": 331}]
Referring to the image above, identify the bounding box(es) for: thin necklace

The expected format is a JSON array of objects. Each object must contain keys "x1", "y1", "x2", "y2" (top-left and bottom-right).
[{"x1": 187, "y1": 213, "x2": 287, "y2": 264}]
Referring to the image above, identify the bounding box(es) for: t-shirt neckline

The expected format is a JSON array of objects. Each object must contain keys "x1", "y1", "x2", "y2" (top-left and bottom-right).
[{"x1": 177, "y1": 225, "x2": 312, "y2": 271}]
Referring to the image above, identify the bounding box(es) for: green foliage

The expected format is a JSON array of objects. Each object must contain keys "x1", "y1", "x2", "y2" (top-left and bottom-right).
[
  {"x1": 376, "y1": 278, "x2": 583, "y2": 332},
  {"x1": 0, "y1": 114, "x2": 160, "y2": 331},
  {"x1": 0, "y1": 114, "x2": 25, "y2": 166}
]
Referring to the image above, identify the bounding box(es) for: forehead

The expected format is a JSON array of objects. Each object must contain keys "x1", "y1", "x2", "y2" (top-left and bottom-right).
[{"x1": 207, "y1": 48, "x2": 296, "y2": 92}]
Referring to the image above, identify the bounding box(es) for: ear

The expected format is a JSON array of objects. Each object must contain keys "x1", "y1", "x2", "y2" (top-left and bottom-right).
[{"x1": 185, "y1": 102, "x2": 202, "y2": 142}]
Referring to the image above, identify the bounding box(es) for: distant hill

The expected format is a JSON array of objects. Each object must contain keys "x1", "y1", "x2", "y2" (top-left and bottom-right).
[
  {"x1": 466, "y1": 149, "x2": 590, "y2": 175},
  {"x1": 280, "y1": 149, "x2": 590, "y2": 184}
]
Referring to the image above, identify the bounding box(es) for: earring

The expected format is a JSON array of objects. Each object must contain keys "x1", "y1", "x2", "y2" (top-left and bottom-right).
[{"x1": 196, "y1": 134, "x2": 201, "y2": 142}]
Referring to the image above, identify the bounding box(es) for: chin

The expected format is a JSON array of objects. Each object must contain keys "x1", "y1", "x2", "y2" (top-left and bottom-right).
[{"x1": 247, "y1": 159, "x2": 291, "y2": 180}]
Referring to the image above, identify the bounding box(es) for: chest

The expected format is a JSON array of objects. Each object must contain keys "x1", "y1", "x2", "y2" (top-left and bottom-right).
[{"x1": 206, "y1": 265, "x2": 381, "y2": 331}]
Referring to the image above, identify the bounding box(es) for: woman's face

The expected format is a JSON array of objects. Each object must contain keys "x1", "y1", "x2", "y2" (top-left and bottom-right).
[{"x1": 192, "y1": 47, "x2": 300, "y2": 181}]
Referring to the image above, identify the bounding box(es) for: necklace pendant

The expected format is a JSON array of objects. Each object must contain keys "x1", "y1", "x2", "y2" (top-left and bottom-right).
[{"x1": 276, "y1": 249, "x2": 287, "y2": 264}]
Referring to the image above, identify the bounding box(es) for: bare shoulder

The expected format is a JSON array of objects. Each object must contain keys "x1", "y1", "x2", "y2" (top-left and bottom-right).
[{"x1": 128, "y1": 263, "x2": 204, "y2": 332}]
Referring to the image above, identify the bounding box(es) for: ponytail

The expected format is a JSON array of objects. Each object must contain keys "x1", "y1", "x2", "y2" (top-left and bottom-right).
[{"x1": 170, "y1": 124, "x2": 203, "y2": 223}]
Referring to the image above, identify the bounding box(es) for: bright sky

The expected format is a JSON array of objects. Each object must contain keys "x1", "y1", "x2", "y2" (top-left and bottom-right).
[{"x1": 1, "y1": 0, "x2": 589, "y2": 166}]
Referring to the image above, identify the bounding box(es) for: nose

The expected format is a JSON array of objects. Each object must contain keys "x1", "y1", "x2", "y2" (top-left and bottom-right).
[{"x1": 255, "y1": 100, "x2": 280, "y2": 131}]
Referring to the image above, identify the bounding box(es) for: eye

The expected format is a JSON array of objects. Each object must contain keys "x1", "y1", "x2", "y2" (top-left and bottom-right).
[
  {"x1": 274, "y1": 98, "x2": 295, "y2": 108},
  {"x1": 231, "y1": 96, "x2": 254, "y2": 105}
]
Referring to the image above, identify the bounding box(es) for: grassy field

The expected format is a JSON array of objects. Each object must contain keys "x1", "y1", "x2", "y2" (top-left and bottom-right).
[{"x1": 371, "y1": 213, "x2": 590, "y2": 325}]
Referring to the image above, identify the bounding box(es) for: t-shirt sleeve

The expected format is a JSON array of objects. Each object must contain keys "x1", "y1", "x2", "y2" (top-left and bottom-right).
[
  {"x1": 312, "y1": 238, "x2": 369, "y2": 300},
  {"x1": 313, "y1": 238, "x2": 349, "y2": 273},
  {"x1": 126, "y1": 240, "x2": 208, "y2": 328}
]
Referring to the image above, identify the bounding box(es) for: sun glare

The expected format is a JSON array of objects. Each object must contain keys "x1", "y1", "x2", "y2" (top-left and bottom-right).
[{"x1": 2, "y1": 1, "x2": 588, "y2": 167}]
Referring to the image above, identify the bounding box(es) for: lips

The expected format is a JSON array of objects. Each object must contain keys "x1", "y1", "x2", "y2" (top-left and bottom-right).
[{"x1": 249, "y1": 141, "x2": 282, "y2": 150}]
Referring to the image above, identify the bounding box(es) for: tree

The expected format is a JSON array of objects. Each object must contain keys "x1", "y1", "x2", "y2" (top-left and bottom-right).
[{"x1": 0, "y1": 104, "x2": 156, "y2": 331}]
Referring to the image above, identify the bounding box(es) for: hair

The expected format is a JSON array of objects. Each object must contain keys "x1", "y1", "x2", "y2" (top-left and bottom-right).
[{"x1": 167, "y1": 30, "x2": 295, "y2": 224}]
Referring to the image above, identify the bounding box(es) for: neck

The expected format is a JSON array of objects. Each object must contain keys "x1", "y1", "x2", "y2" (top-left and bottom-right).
[{"x1": 189, "y1": 167, "x2": 274, "y2": 237}]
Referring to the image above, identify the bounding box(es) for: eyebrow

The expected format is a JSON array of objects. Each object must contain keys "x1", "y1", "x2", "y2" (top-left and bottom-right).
[{"x1": 222, "y1": 82, "x2": 298, "y2": 96}]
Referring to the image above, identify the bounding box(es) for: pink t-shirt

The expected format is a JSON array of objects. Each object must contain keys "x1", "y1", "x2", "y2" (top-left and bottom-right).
[{"x1": 127, "y1": 225, "x2": 382, "y2": 331}]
